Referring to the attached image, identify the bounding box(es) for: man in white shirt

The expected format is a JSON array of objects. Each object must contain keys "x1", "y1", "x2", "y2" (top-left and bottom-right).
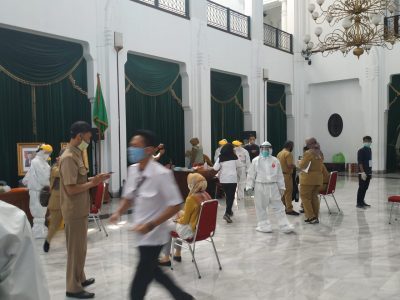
[
  {"x1": 110, "y1": 130, "x2": 194, "y2": 300},
  {"x1": 0, "y1": 201, "x2": 50, "y2": 300},
  {"x1": 246, "y1": 141, "x2": 294, "y2": 233}
]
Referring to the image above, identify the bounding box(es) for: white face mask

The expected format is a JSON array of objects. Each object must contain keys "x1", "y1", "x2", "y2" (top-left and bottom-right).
[{"x1": 78, "y1": 140, "x2": 89, "y2": 151}]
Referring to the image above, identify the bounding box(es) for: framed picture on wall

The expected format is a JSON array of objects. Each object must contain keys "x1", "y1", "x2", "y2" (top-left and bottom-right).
[{"x1": 17, "y1": 143, "x2": 42, "y2": 176}]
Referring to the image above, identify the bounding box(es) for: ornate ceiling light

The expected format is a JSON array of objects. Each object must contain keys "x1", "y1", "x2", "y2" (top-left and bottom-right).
[{"x1": 303, "y1": 0, "x2": 399, "y2": 59}]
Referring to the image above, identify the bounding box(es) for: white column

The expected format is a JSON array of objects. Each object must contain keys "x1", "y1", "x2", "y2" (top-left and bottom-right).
[
  {"x1": 280, "y1": 0, "x2": 288, "y2": 31},
  {"x1": 188, "y1": 0, "x2": 211, "y2": 157},
  {"x1": 249, "y1": 0, "x2": 265, "y2": 142},
  {"x1": 118, "y1": 49, "x2": 128, "y2": 187}
]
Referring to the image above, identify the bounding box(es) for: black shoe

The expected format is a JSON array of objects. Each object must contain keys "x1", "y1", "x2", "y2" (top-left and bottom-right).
[
  {"x1": 223, "y1": 214, "x2": 233, "y2": 223},
  {"x1": 81, "y1": 278, "x2": 95, "y2": 287},
  {"x1": 66, "y1": 291, "x2": 95, "y2": 299},
  {"x1": 43, "y1": 240, "x2": 50, "y2": 253},
  {"x1": 299, "y1": 209, "x2": 304, "y2": 213},
  {"x1": 286, "y1": 210, "x2": 300, "y2": 216},
  {"x1": 356, "y1": 204, "x2": 365, "y2": 209},
  {"x1": 158, "y1": 260, "x2": 171, "y2": 267},
  {"x1": 309, "y1": 217, "x2": 319, "y2": 224},
  {"x1": 228, "y1": 211, "x2": 234, "y2": 217},
  {"x1": 363, "y1": 202, "x2": 371, "y2": 207},
  {"x1": 173, "y1": 256, "x2": 182, "y2": 262},
  {"x1": 304, "y1": 218, "x2": 311, "y2": 223}
]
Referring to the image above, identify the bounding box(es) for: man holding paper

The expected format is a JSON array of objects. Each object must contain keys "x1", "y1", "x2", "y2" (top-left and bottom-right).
[{"x1": 298, "y1": 137, "x2": 324, "y2": 224}]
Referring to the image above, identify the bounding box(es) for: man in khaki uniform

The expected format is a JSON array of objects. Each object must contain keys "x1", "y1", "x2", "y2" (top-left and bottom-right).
[
  {"x1": 60, "y1": 121, "x2": 109, "y2": 299},
  {"x1": 277, "y1": 141, "x2": 299, "y2": 215},
  {"x1": 298, "y1": 137, "x2": 323, "y2": 224}
]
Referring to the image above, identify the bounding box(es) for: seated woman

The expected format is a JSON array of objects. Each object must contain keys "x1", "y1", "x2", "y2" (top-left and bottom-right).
[{"x1": 159, "y1": 173, "x2": 211, "y2": 266}]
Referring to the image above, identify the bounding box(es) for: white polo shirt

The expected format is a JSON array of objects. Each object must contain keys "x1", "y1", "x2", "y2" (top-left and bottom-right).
[{"x1": 122, "y1": 159, "x2": 183, "y2": 246}]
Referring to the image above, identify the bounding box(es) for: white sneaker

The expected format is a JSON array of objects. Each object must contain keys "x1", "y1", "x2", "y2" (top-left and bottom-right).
[
  {"x1": 280, "y1": 224, "x2": 295, "y2": 234},
  {"x1": 256, "y1": 225, "x2": 273, "y2": 233}
]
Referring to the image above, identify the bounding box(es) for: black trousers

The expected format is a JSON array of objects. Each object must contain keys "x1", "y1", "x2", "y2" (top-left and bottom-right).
[
  {"x1": 357, "y1": 175, "x2": 371, "y2": 206},
  {"x1": 130, "y1": 245, "x2": 191, "y2": 300},
  {"x1": 221, "y1": 183, "x2": 237, "y2": 215}
]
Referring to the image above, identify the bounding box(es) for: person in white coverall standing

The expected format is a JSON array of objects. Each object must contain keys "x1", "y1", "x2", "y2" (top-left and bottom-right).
[
  {"x1": 246, "y1": 141, "x2": 294, "y2": 233},
  {"x1": 233, "y1": 140, "x2": 250, "y2": 201},
  {"x1": 23, "y1": 144, "x2": 53, "y2": 239}
]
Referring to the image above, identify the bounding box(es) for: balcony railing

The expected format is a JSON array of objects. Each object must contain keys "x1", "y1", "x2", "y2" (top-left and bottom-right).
[
  {"x1": 207, "y1": 1, "x2": 251, "y2": 39},
  {"x1": 131, "y1": 0, "x2": 189, "y2": 19},
  {"x1": 384, "y1": 15, "x2": 400, "y2": 39},
  {"x1": 263, "y1": 23, "x2": 293, "y2": 54}
]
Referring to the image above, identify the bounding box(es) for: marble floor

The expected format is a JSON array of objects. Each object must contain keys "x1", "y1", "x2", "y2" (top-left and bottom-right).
[{"x1": 37, "y1": 175, "x2": 400, "y2": 300}]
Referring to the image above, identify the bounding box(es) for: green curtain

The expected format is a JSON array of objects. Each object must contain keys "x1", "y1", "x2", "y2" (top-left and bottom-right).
[
  {"x1": 387, "y1": 75, "x2": 400, "y2": 172},
  {"x1": 0, "y1": 28, "x2": 90, "y2": 187},
  {"x1": 267, "y1": 82, "x2": 286, "y2": 152},
  {"x1": 211, "y1": 71, "x2": 244, "y2": 156},
  {"x1": 35, "y1": 61, "x2": 91, "y2": 167},
  {"x1": 125, "y1": 54, "x2": 185, "y2": 166},
  {"x1": 0, "y1": 28, "x2": 83, "y2": 84}
]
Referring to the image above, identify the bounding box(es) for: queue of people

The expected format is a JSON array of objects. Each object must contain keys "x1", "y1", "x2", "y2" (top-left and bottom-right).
[{"x1": 15, "y1": 123, "x2": 374, "y2": 300}]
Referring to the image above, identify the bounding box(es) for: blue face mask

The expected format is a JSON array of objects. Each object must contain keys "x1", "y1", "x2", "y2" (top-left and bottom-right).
[
  {"x1": 128, "y1": 147, "x2": 146, "y2": 164},
  {"x1": 364, "y1": 143, "x2": 371, "y2": 148},
  {"x1": 261, "y1": 150, "x2": 270, "y2": 158}
]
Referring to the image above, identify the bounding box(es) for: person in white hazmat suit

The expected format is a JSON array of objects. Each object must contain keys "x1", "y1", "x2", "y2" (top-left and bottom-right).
[
  {"x1": 233, "y1": 140, "x2": 250, "y2": 201},
  {"x1": 0, "y1": 201, "x2": 50, "y2": 300},
  {"x1": 214, "y1": 139, "x2": 228, "y2": 162},
  {"x1": 246, "y1": 141, "x2": 294, "y2": 233},
  {"x1": 22, "y1": 144, "x2": 53, "y2": 239}
]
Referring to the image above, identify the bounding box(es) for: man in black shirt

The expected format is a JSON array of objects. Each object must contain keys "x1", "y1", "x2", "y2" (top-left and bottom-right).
[
  {"x1": 244, "y1": 135, "x2": 260, "y2": 161},
  {"x1": 356, "y1": 136, "x2": 372, "y2": 208}
]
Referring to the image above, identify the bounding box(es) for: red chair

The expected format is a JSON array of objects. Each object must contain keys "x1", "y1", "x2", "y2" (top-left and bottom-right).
[
  {"x1": 388, "y1": 195, "x2": 400, "y2": 224},
  {"x1": 89, "y1": 182, "x2": 108, "y2": 236},
  {"x1": 319, "y1": 171, "x2": 341, "y2": 214},
  {"x1": 170, "y1": 199, "x2": 222, "y2": 279}
]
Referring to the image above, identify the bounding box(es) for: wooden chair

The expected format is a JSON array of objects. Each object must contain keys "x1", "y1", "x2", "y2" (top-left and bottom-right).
[
  {"x1": 89, "y1": 182, "x2": 108, "y2": 236},
  {"x1": 319, "y1": 171, "x2": 341, "y2": 214},
  {"x1": 170, "y1": 199, "x2": 222, "y2": 279}
]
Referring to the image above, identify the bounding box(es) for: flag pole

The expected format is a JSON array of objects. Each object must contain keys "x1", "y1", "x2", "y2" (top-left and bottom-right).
[{"x1": 98, "y1": 126, "x2": 102, "y2": 173}]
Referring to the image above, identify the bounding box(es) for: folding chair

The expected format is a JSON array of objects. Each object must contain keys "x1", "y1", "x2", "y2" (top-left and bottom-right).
[
  {"x1": 170, "y1": 199, "x2": 222, "y2": 279},
  {"x1": 319, "y1": 171, "x2": 341, "y2": 214},
  {"x1": 388, "y1": 195, "x2": 400, "y2": 224},
  {"x1": 89, "y1": 182, "x2": 108, "y2": 236}
]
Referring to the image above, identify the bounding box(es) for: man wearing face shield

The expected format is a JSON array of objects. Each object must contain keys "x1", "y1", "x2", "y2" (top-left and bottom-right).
[
  {"x1": 22, "y1": 143, "x2": 53, "y2": 239},
  {"x1": 60, "y1": 121, "x2": 110, "y2": 299},
  {"x1": 110, "y1": 129, "x2": 194, "y2": 300},
  {"x1": 233, "y1": 140, "x2": 250, "y2": 201},
  {"x1": 246, "y1": 141, "x2": 294, "y2": 233}
]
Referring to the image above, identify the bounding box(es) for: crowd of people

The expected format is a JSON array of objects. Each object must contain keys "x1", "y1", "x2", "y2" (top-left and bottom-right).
[{"x1": 4, "y1": 119, "x2": 375, "y2": 300}]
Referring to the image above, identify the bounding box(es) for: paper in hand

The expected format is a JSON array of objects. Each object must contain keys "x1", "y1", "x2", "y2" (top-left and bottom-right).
[{"x1": 303, "y1": 161, "x2": 311, "y2": 173}]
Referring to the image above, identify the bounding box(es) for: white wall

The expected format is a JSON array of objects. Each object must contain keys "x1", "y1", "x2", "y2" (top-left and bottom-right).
[
  {"x1": 306, "y1": 79, "x2": 363, "y2": 163},
  {"x1": 298, "y1": 0, "x2": 400, "y2": 171}
]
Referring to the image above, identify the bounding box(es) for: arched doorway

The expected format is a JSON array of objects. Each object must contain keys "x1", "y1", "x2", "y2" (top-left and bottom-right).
[{"x1": 387, "y1": 74, "x2": 400, "y2": 173}]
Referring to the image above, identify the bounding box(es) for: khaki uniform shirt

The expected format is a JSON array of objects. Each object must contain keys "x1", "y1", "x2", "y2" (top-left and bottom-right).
[
  {"x1": 59, "y1": 145, "x2": 90, "y2": 221},
  {"x1": 47, "y1": 165, "x2": 61, "y2": 210},
  {"x1": 277, "y1": 149, "x2": 294, "y2": 175},
  {"x1": 299, "y1": 150, "x2": 323, "y2": 186}
]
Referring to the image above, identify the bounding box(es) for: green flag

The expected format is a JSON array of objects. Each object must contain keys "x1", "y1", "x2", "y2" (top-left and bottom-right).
[{"x1": 93, "y1": 74, "x2": 108, "y2": 134}]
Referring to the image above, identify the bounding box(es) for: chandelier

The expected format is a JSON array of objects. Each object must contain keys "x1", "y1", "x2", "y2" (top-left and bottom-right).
[{"x1": 302, "y1": 0, "x2": 399, "y2": 60}]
